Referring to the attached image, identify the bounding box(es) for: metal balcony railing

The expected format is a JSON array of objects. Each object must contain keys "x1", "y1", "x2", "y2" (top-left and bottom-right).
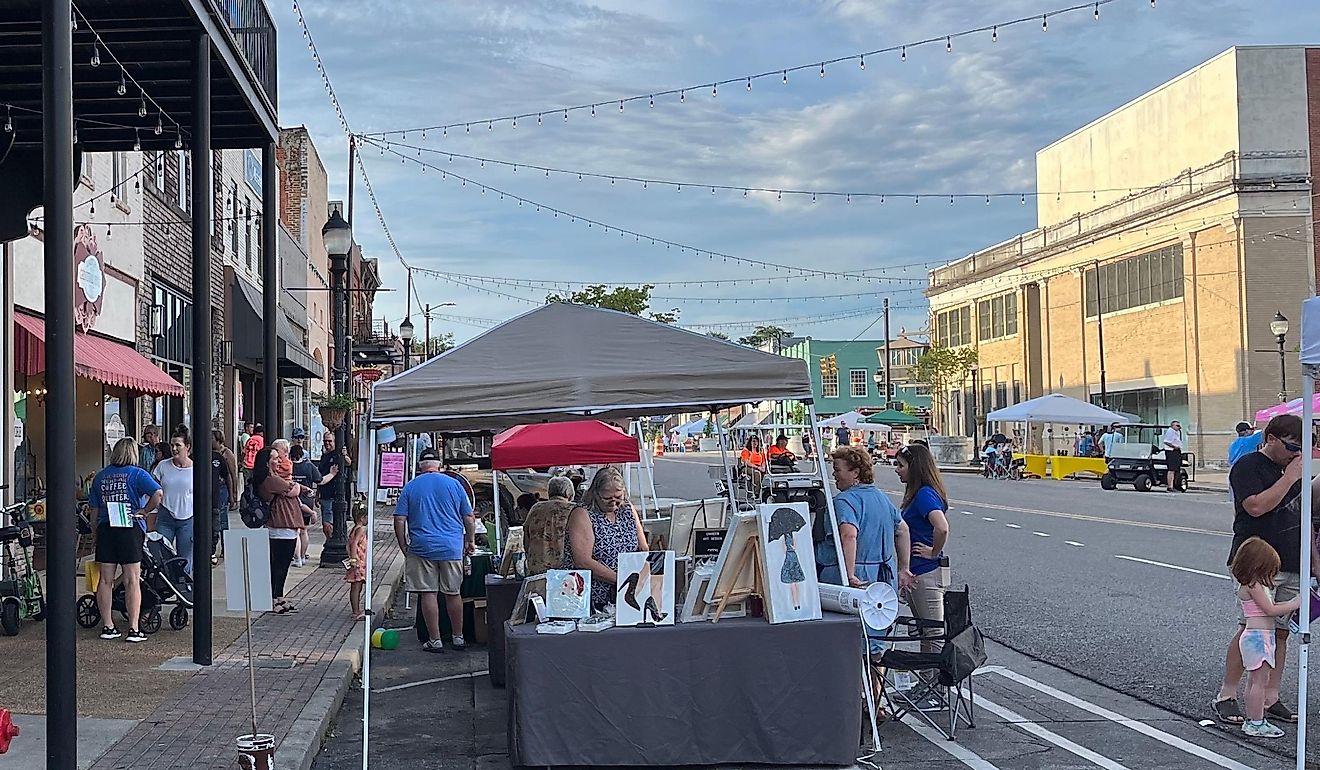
[
  {"x1": 353, "y1": 319, "x2": 397, "y2": 347},
  {"x1": 210, "y1": 0, "x2": 278, "y2": 112}
]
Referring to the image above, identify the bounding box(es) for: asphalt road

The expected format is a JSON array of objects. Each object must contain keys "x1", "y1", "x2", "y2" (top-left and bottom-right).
[{"x1": 654, "y1": 454, "x2": 1318, "y2": 764}]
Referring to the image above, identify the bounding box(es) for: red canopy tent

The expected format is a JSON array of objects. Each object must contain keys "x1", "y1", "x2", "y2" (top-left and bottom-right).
[{"x1": 490, "y1": 420, "x2": 640, "y2": 470}]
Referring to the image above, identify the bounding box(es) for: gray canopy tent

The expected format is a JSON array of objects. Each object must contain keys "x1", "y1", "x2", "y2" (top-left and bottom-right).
[{"x1": 357, "y1": 303, "x2": 866, "y2": 764}]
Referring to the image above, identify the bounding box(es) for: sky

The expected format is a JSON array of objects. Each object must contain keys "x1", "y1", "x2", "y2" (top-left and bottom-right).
[{"x1": 274, "y1": 0, "x2": 1320, "y2": 345}]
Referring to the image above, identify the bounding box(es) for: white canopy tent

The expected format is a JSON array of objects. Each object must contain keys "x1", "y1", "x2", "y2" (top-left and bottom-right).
[
  {"x1": 358, "y1": 303, "x2": 865, "y2": 766},
  {"x1": 985, "y1": 393, "x2": 1130, "y2": 425},
  {"x1": 816, "y1": 410, "x2": 871, "y2": 430}
]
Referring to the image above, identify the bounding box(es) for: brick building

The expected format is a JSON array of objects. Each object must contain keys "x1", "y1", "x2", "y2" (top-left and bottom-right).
[{"x1": 926, "y1": 47, "x2": 1317, "y2": 463}]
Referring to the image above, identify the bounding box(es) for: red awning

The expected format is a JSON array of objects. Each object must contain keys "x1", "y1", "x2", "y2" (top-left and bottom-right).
[
  {"x1": 14, "y1": 311, "x2": 185, "y2": 397},
  {"x1": 491, "y1": 420, "x2": 641, "y2": 470}
]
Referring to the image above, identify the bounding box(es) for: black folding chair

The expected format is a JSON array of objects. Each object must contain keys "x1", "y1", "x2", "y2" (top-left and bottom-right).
[{"x1": 877, "y1": 586, "x2": 986, "y2": 740}]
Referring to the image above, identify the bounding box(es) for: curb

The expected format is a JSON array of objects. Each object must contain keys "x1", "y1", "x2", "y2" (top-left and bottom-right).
[{"x1": 280, "y1": 555, "x2": 406, "y2": 770}]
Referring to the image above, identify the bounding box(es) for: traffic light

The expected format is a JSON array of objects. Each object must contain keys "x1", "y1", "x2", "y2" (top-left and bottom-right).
[
  {"x1": 828, "y1": 354, "x2": 839, "y2": 375},
  {"x1": 819, "y1": 356, "x2": 830, "y2": 379}
]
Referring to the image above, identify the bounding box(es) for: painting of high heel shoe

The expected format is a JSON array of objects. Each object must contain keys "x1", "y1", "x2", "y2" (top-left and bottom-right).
[{"x1": 616, "y1": 550, "x2": 676, "y2": 627}]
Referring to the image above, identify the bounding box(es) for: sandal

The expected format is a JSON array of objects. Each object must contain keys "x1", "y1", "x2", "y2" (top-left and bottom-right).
[
  {"x1": 1211, "y1": 697, "x2": 1245, "y2": 725},
  {"x1": 1266, "y1": 700, "x2": 1297, "y2": 722}
]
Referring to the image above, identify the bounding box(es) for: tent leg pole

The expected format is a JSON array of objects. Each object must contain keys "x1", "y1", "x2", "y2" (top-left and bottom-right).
[
  {"x1": 362, "y1": 426, "x2": 378, "y2": 770},
  {"x1": 492, "y1": 471, "x2": 502, "y2": 556},
  {"x1": 714, "y1": 410, "x2": 738, "y2": 510},
  {"x1": 644, "y1": 428, "x2": 660, "y2": 514},
  {"x1": 807, "y1": 402, "x2": 848, "y2": 575},
  {"x1": 1297, "y1": 367, "x2": 1314, "y2": 770}
]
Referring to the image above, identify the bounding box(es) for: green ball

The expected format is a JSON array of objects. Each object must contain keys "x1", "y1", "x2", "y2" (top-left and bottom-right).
[{"x1": 371, "y1": 628, "x2": 399, "y2": 650}]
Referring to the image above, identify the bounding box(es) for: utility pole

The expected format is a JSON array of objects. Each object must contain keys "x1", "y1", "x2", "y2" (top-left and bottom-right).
[
  {"x1": 1094, "y1": 261, "x2": 1108, "y2": 408},
  {"x1": 882, "y1": 298, "x2": 891, "y2": 409},
  {"x1": 424, "y1": 303, "x2": 432, "y2": 360}
]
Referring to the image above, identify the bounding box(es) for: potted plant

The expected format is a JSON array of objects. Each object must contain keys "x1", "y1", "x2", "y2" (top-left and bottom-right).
[{"x1": 313, "y1": 392, "x2": 356, "y2": 430}]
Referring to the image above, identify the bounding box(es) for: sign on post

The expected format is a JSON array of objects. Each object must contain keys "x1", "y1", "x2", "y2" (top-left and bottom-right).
[
  {"x1": 223, "y1": 530, "x2": 273, "y2": 613},
  {"x1": 379, "y1": 451, "x2": 406, "y2": 488}
]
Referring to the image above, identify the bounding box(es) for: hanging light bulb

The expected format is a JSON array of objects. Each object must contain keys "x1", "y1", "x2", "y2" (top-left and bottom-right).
[
  {"x1": 1042, "y1": 14, "x2": 1048, "y2": 31},
  {"x1": 901, "y1": 45, "x2": 907, "y2": 61},
  {"x1": 1094, "y1": 3, "x2": 1100, "y2": 20},
  {"x1": 992, "y1": 25, "x2": 998, "y2": 42},
  {"x1": 90, "y1": 42, "x2": 101, "y2": 67},
  {"x1": 106, "y1": 224, "x2": 112, "y2": 239},
  {"x1": 117, "y1": 71, "x2": 127, "y2": 96},
  {"x1": 946, "y1": 36, "x2": 952, "y2": 52},
  {"x1": 133, "y1": 129, "x2": 141, "y2": 152},
  {"x1": 782, "y1": 70, "x2": 788, "y2": 84},
  {"x1": 154, "y1": 116, "x2": 163, "y2": 135},
  {"x1": 89, "y1": 201, "x2": 95, "y2": 216},
  {"x1": 590, "y1": 104, "x2": 596, "y2": 116},
  {"x1": 138, "y1": 97, "x2": 147, "y2": 118},
  {"x1": 3, "y1": 107, "x2": 10, "y2": 133},
  {"x1": 1021, "y1": 193, "x2": 1026, "y2": 205},
  {"x1": 73, "y1": 126, "x2": 78, "y2": 145},
  {"x1": 619, "y1": 100, "x2": 624, "y2": 111},
  {"x1": 859, "y1": 55, "x2": 865, "y2": 70},
  {"x1": 680, "y1": 90, "x2": 685, "y2": 102},
  {"x1": 819, "y1": 62, "x2": 825, "y2": 77},
  {"x1": 746, "y1": 77, "x2": 752, "y2": 91}
]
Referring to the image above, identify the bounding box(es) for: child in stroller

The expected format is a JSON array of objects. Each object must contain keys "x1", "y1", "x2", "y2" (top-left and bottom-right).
[{"x1": 78, "y1": 531, "x2": 194, "y2": 634}]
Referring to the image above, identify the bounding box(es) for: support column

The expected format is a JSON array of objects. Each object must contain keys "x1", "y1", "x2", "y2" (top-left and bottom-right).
[
  {"x1": 262, "y1": 143, "x2": 279, "y2": 436},
  {"x1": 322, "y1": 243, "x2": 350, "y2": 564},
  {"x1": 190, "y1": 33, "x2": 214, "y2": 666},
  {"x1": 43, "y1": 2, "x2": 77, "y2": 766}
]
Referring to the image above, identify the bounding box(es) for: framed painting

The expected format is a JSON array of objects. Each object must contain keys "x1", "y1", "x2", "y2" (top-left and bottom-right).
[
  {"x1": 703, "y1": 511, "x2": 758, "y2": 604},
  {"x1": 615, "y1": 550, "x2": 676, "y2": 627},
  {"x1": 756, "y1": 502, "x2": 822, "y2": 624},
  {"x1": 545, "y1": 569, "x2": 591, "y2": 619}
]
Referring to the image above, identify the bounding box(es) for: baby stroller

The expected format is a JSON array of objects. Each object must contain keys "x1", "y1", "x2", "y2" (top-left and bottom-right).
[
  {"x1": 981, "y1": 443, "x2": 1021, "y2": 480},
  {"x1": 77, "y1": 531, "x2": 194, "y2": 634}
]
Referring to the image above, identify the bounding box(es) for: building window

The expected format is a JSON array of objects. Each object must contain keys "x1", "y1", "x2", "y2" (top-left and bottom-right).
[
  {"x1": 823, "y1": 371, "x2": 839, "y2": 398},
  {"x1": 175, "y1": 151, "x2": 190, "y2": 211},
  {"x1": 111, "y1": 152, "x2": 124, "y2": 197},
  {"x1": 244, "y1": 199, "x2": 253, "y2": 271},
  {"x1": 850, "y1": 369, "x2": 868, "y2": 398},
  {"x1": 889, "y1": 347, "x2": 921, "y2": 367},
  {"x1": 935, "y1": 305, "x2": 972, "y2": 348},
  {"x1": 977, "y1": 292, "x2": 1018, "y2": 341},
  {"x1": 1085, "y1": 244, "x2": 1183, "y2": 318},
  {"x1": 230, "y1": 183, "x2": 240, "y2": 259},
  {"x1": 153, "y1": 152, "x2": 165, "y2": 191}
]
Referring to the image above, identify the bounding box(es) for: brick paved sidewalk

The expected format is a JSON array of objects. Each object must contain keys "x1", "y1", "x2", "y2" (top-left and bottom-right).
[{"x1": 89, "y1": 515, "x2": 401, "y2": 770}]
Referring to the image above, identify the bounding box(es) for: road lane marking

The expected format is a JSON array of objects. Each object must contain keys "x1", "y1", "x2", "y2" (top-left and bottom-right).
[
  {"x1": 1033, "y1": 532, "x2": 1050, "y2": 537},
  {"x1": 975, "y1": 694, "x2": 1132, "y2": 770},
  {"x1": 982, "y1": 516, "x2": 997, "y2": 522},
  {"x1": 373, "y1": 669, "x2": 489, "y2": 693},
  {"x1": 880, "y1": 490, "x2": 1231, "y2": 537},
  {"x1": 1065, "y1": 541, "x2": 1085, "y2": 547},
  {"x1": 898, "y1": 714, "x2": 1002, "y2": 769},
  {"x1": 1114, "y1": 555, "x2": 1231, "y2": 580},
  {"x1": 979, "y1": 666, "x2": 1258, "y2": 770},
  {"x1": 962, "y1": 510, "x2": 976, "y2": 515},
  {"x1": 1005, "y1": 523, "x2": 1022, "y2": 529}
]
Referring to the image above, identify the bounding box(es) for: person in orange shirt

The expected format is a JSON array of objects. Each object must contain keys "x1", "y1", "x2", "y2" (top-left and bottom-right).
[
  {"x1": 767, "y1": 435, "x2": 797, "y2": 468},
  {"x1": 739, "y1": 436, "x2": 768, "y2": 491}
]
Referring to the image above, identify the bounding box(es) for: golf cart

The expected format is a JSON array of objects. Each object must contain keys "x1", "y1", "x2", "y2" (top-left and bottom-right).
[{"x1": 1100, "y1": 423, "x2": 1194, "y2": 492}]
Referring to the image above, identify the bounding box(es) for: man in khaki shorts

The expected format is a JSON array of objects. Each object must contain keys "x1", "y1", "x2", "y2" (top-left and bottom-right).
[{"x1": 394, "y1": 449, "x2": 475, "y2": 652}]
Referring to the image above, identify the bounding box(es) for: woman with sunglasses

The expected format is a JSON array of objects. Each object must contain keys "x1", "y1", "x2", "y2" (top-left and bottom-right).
[{"x1": 894, "y1": 443, "x2": 952, "y2": 653}]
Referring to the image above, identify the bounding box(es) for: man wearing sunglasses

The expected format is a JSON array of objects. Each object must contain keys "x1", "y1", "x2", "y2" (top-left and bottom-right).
[{"x1": 1213, "y1": 414, "x2": 1317, "y2": 726}]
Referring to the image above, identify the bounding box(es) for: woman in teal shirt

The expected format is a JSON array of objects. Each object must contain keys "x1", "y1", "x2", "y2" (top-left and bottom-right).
[{"x1": 817, "y1": 446, "x2": 913, "y2": 654}]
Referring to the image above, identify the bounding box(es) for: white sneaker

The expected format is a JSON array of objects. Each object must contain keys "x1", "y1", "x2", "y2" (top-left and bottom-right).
[
  {"x1": 1242, "y1": 720, "x2": 1285, "y2": 738},
  {"x1": 450, "y1": 634, "x2": 466, "y2": 651}
]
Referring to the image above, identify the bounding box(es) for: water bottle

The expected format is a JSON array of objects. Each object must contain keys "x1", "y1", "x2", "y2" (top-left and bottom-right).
[
  {"x1": 940, "y1": 555, "x2": 951, "y2": 589},
  {"x1": 463, "y1": 553, "x2": 472, "y2": 576}
]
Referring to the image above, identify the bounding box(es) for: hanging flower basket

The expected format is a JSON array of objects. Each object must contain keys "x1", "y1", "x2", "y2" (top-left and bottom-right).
[
  {"x1": 314, "y1": 393, "x2": 356, "y2": 430},
  {"x1": 318, "y1": 406, "x2": 348, "y2": 429}
]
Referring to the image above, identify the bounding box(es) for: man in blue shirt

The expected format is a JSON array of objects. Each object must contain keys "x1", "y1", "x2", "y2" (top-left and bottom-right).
[
  {"x1": 1228, "y1": 421, "x2": 1263, "y2": 467},
  {"x1": 394, "y1": 449, "x2": 475, "y2": 652}
]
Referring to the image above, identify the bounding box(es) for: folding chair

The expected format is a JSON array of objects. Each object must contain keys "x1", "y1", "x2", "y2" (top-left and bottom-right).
[{"x1": 877, "y1": 586, "x2": 986, "y2": 740}]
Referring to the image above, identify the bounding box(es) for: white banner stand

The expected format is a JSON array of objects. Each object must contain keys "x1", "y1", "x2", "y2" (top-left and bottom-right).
[{"x1": 1296, "y1": 295, "x2": 1319, "y2": 769}]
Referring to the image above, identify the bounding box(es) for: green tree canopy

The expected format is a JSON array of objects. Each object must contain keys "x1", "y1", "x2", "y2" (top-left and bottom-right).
[
  {"x1": 706, "y1": 331, "x2": 730, "y2": 341},
  {"x1": 737, "y1": 325, "x2": 794, "y2": 349},
  {"x1": 546, "y1": 284, "x2": 679, "y2": 324},
  {"x1": 910, "y1": 346, "x2": 978, "y2": 432}
]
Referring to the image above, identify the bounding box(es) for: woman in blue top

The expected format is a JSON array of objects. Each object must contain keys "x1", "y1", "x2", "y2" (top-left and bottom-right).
[
  {"x1": 895, "y1": 443, "x2": 951, "y2": 653},
  {"x1": 89, "y1": 437, "x2": 163, "y2": 643},
  {"x1": 817, "y1": 445, "x2": 913, "y2": 656}
]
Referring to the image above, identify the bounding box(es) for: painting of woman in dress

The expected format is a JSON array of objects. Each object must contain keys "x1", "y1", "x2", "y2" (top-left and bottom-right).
[{"x1": 758, "y1": 503, "x2": 821, "y2": 623}]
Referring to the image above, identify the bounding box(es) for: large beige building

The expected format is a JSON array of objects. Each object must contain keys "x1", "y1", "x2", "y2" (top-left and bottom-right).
[{"x1": 927, "y1": 47, "x2": 1319, "y2": 464}]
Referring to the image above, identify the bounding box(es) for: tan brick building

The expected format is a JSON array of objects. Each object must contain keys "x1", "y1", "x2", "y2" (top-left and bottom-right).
[{"x1": 927, "y1": 47, "x2": 1318, "y2": 464}]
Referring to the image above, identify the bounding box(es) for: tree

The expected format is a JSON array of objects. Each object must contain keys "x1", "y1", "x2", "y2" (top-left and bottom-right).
[
  {"x1": 787, "y1": 403, "x2": 806, "y2": 425},
  {"x1": 546, "y1": 284, "x2": 679, "y2": 324},
  {"x1": 406, "y1": 332, "x2": 456, "y2": 360},
  {"x1": 910, "y1": 346, "x2": 978, "y2": 434},
  {"x1": 706, "y1": 331, "x2": 730, "y2": 341},
  {"x1": 737, "y1": 325, "x2": 794, "y2": 350}
]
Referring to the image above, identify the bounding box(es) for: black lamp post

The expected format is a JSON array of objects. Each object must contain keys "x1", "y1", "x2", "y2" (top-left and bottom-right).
[
  {"x1": 400, "y1": 316, "x2": 415, "y2": 370},
  {"x1": 1270, "y1": 311, "x2": 1289, "y2": 403},
  {"x1": 320, "y1": 209, "x2": 352, "y2": 566}
]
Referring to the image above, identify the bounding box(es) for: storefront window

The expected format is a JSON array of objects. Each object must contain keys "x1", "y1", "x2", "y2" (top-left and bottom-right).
[
  {"x1": 282, "y1": 383, "x2": 304, "y2": 440},
  {"x1": 1090, "y1": 386, "x2": 1189, "y2": 426}
]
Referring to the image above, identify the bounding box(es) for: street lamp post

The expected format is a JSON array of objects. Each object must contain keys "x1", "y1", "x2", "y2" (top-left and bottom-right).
[
  {"x1": 400, "y1": 316, "x2": 415, "y2": 370},
  {"x1": 1271, "y1": 311, "x2": 1289, "y2": 403},
  {"x1": 320, "y1": 209, "x2": 352, "y2": 566}
]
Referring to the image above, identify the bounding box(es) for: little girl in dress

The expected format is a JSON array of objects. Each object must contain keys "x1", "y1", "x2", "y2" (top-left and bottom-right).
[{"x1": 345, "y1": 507, "x2": 368, "y2": 621}]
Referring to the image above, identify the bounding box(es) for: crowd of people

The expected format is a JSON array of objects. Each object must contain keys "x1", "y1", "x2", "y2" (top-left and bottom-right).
[{"x1": 85, "y1": 421, "x2": 355, "y2": 641}]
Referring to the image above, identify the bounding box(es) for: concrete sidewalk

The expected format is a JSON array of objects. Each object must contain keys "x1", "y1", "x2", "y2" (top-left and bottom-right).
[{"x1": 0, "y1": 509, "x2": 404, "y2": 770}]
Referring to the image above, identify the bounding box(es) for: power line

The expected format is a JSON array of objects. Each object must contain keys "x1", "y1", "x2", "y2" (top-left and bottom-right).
[{"x1": 360, "y1": 0, "x2": 1134, "y2": 139}]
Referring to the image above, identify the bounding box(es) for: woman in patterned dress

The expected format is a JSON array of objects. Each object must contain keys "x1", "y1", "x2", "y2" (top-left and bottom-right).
[{"x1": 563, "y1": 467, "x2": 647, "y2": 610}]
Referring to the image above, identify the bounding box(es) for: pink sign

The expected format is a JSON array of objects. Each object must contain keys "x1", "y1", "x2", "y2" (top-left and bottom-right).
[{"x1": 379, "y1": 452, "x2": 406, "y2": 488}]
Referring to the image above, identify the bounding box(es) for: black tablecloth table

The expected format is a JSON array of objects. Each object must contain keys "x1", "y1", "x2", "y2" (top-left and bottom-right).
[
  {"x1": 484, "y1": 574, "x2": 524, "y2": 687},
  {"x1": 506, "y1": 613, "x2": 863, "y2": 767}
]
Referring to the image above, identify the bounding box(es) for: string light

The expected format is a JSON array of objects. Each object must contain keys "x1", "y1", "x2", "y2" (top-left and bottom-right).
[
  {"x1": 992, "y1": 26, "x2": 998, "y2": 42},
  {"x1": 132, "y1": 129, "x2": 140, "y2": 152},
  {"x1": 116, "y1": 70, "x2": 127, "y2": 96},
  {"x1": 90, "y1": 40, "x2": 101, "y2": 67},
  {"x1": 154, "y1": 116, "x2": 163, "y2": 135},
  {"x1": 1094, "y1": 3, "x2": 1100, "y2": 19},
  {"x1": 138, "y1": 96, "x2": 147, "y2": 119},
  {"x1": 361, "y1": 0, "x2": 1124, "y2": 139},
  {"x1": 1042, "y1": 14, "x2": 1049, "y2": 31}
]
